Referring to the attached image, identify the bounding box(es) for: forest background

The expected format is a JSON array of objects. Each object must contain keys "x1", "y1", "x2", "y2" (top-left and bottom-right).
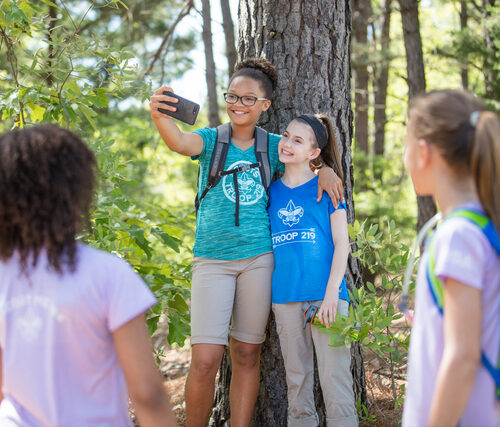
[{"x1": 1, "y1": 0, "x2": 499, "y2": 425}]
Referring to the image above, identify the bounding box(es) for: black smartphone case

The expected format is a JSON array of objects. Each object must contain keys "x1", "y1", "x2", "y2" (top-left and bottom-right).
[{"x1": 159, "y1": 91, "x2": 200, "y2": 125}]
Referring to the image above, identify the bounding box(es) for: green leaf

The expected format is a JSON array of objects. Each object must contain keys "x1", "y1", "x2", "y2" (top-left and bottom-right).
[
  {"x1": 366, "y1": 281, "x2": 376, "y2": 293},
  {"x1": 168, "y1": 293, "x2": 189, "y2": 313},
  {"x1": 146, "y1": 314, "x2": 161, "y2": 335},
  {"x1": 128, "y1": 225, "x2": 152, "y2": 259},
  {"x1": 28, "y1": 103, "x2": 45, "y2": 123},
  {"x1": 152, "y1": 228, "x2": 181, "y2": 253},
  {"x1": 167, "y1": 315, "x2": 190, "y2": 347}
]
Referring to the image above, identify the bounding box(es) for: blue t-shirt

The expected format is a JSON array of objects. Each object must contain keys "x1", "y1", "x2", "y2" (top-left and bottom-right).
[
  {"x1": 268, "y1": 176, "x2": 349, "y2": 303},
  {"x1": 192, "y1": 126, "x2": 283, "y2": 260}
]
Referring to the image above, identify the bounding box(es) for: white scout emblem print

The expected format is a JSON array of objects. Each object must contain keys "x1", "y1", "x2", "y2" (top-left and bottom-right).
[
  {"x1": 222, "y1": 160, "x2": 265, "y2": 204},
  {"x1": 278, "y1": 200, "x2": 304, "y2": 227}
]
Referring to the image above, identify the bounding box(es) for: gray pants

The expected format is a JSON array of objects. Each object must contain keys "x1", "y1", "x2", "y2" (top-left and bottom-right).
[{"x1": 273, "y1": 300, "x2": 358, "y2": 427}]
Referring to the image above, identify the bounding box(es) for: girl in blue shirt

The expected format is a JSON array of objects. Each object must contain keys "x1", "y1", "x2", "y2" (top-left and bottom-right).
[{"x1": 268, "y1": 114, "x2": 358, "y2": 426}]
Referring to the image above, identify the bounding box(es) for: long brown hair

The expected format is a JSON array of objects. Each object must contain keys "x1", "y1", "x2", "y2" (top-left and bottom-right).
[
  {"x1": 0, "y1": 124, "x2": 96, "y2": 273},
  {"x1": 409, "y1": 89, "x2": 500, "y2": 232}
]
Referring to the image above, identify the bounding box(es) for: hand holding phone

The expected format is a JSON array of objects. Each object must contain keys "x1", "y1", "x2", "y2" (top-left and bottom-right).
[{"x1": 158, "y1": 91, "x2": 200, "y2": 125}]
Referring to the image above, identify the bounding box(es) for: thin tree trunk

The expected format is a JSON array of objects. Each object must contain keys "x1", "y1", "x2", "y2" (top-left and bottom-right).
[
  {"x1": 46, "y1": 4, "x2": 57, "y2": 87},
  {"x1": 398, "y1": 0, "x2": 436, "y2": 230},
  {"x1": 481, "y1": 0, "x2": 498, "y2": 100},
  {"x1": 374, "y1": 0, "x2": 392, "y2": 157},
  {"x1": 459, "y1": 0, "x2": 469, "y2": 90},
  {"x1": 220, "y1": 0, "x2": 237, "y2": 77},
  {"x1": 211, "y1": 1, "x2": 366, "y2": 425},
  {"x1": 201, "y1": 0, "x2": 221, "y2": 127},
  {"x1": 352, "y1": 0, "x2": 372, "y2": 154}
]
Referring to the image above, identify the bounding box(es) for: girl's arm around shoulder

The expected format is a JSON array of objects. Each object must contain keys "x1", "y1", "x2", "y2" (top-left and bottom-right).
[
  {"x1": 427, "y1": 278, "x2": 481, "y2": 426},
  {"x1": 113, "y1": 314, "x2": 176, "y2": 427},
  {"x1": 318, "y1": 209, "x2": 350, "y2": 326},
  {"x1": 149, "y1": 86, "x2": 203, "y2": 157},
  {"x1": 316, "y1": 167, "x2": 343, "y2": 208}
]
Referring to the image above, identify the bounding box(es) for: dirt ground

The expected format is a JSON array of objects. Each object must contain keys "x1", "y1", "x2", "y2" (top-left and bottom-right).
[{"x1": 156, "y1": 344, "x2": 404, "y2": 426}]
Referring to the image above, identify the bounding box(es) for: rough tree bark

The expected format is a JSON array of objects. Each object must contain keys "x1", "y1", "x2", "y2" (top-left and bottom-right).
[
  {"x1": 373, "y1": 0, "x2": 392, "y2": 157},
  {"x1": 220, "y1": 0, "x2": 238, "y2": 77},
  {"x1": 210, "y1": 1, "x2": 366, "y2": 425},
  {"x1": 352, "y1": 0, "x2": 372, "y2": 154},
  {"x1": 201, "y1": 0, "x2": 221, "y2": 127},
  {"x1": 398, "y1": 0, "x2": 436, "y2": 231}
]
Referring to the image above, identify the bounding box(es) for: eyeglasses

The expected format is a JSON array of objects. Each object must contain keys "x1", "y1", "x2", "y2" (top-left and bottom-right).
[{"x1": 223, "y1": 93, "x2": 268, "y2": 106}]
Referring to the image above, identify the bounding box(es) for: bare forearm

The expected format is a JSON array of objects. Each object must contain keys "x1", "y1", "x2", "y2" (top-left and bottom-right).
[
  {"x1": 427, "y1": 279, "x2": 482, "y2": 426},
  {"x1": 133, "y1": 390, "x2": 176, "y2": 427},
  {"x1": 429, "y1": 353, "x2": 479, "y2": 422},
  {"x1": 427, "y1": 351, "x2": 479, "y2": 426},
  {"x1": 152, "y1": 116, "x2": 188, "y2": 153},
  {"x1": 328, "y1": 245, "x2": 348, "y2": 289}
]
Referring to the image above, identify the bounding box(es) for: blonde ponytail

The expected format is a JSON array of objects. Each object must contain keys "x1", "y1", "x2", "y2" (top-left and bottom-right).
[{"x1": 471, "y1": 111, "x2": 500, "y2": 232}]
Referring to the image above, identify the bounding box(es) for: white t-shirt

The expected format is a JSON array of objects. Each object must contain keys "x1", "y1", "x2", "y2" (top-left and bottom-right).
[{"x1": 0, "y1": 244, "x2": 157, "y2": 426}]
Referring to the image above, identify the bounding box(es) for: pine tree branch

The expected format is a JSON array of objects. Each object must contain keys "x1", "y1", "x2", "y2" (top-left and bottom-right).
[
  {"x1": 0, "y1": 24, "x2": 25, "y2": 127},
  {"x1": 143, "y1": 0, "x2": 194, "y2": 77}
]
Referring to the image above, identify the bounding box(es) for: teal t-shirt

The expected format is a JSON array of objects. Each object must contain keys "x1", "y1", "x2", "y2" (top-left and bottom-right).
[{"x1": 192, "y1": 126, "x2": 283, "y2": 260}]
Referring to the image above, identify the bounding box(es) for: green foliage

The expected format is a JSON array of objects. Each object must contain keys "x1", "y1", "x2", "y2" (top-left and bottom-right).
[
  {"x1": 0, "y1": 0, "x2": 198, "y2": 346},
  {"x1": 317, "y1": 217, "x2": 414, "y2": 409},
  {"x1": 441, "y1": 1, "x2": 500, "y2": 107},
  {"x1": 353, "y1": 150, "x2": 417, "y2": 243}
]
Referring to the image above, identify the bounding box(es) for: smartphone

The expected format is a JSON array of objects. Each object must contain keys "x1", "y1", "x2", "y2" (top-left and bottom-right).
[{"x1": 159, "y1": 91, "x2": 200, "y2": 125}]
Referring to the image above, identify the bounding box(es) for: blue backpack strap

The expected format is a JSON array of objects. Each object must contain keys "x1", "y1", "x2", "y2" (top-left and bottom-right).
[
  {"x1": 427, "y1": 208, "x2": 500, "y2": 401},
  {"x1": 426, "y1": 232, "x2": 444, "y2": 314},
  {"x1": 481, "y1": 352, "x2": 500, "y2": 400}
]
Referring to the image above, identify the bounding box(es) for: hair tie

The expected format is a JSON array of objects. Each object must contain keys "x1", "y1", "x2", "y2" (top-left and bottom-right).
[
  {"x1": 296, "y1": 114, "x2": 328, "y2": 149},
  {"x1": 469, "y1": 111, "x2": 480, "y2": 128}
]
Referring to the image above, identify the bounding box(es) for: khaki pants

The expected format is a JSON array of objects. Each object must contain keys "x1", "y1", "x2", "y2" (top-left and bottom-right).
[{"x1": 273, "y1": 299, "x2": 358, "y2": 427}]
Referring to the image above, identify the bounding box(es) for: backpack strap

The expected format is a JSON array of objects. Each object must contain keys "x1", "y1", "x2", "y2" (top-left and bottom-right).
[
  {"x1": 195, "y1": 123, "x2": 231, "y2": 213},
  {"x1": 254, "y1": 126, "x2": 271, "y2": 191},
  {"x1": 195, "y1": 124, "x2": 272, "y2": 226},
  {"x1": 426, "y1": 208, "x2": 500, "y2": 400}
]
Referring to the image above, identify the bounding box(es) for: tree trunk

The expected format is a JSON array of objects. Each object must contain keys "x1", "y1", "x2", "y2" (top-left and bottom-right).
[
  {"x1": 201, "y1": 0, "x2": 221, "y2": 127},
  {"x1": 459, "y1": 0, "x2": 469, "y2": 90},
  {"x1": 352, "y1": 0, "x2": 372, "y2": 154},
  {"x1": 46, "y1": 4, "x2": 57, "y2": 87},
  {"x1": 398, "y1": 0, "x2": 436, "y2": 230},
  {"x1": 210, "y1": 1, "x2": 366, "y2": 425},
  {"x1": 481, "y1": 0, "x2": 498, "y2": 100},
  {"x1": 220, "y1": 0, "x2": 238, "y2": 77},
  {"x1": 373, "y1": 0, "x2": 392, "y2": 157}
]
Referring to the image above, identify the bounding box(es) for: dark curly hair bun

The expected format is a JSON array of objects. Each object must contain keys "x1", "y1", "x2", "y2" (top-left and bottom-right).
[
  {"x1": 231, "y1": 57, "x2": 278, "y2": 98},
  {"x1": 0, "y1": 124, "x2": 96, "y2": 273}
]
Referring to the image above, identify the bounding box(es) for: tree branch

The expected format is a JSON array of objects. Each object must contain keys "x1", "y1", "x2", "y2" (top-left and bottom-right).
[
  {"x1": 0, "y1": 24, "x2": 25, "y2": 127},
  {"x1": 143, "y1": 0, "x2": 194, "y2": 77},
  {"x1": 57, "y1": 57, "x2": 74, "y2": 129}
]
